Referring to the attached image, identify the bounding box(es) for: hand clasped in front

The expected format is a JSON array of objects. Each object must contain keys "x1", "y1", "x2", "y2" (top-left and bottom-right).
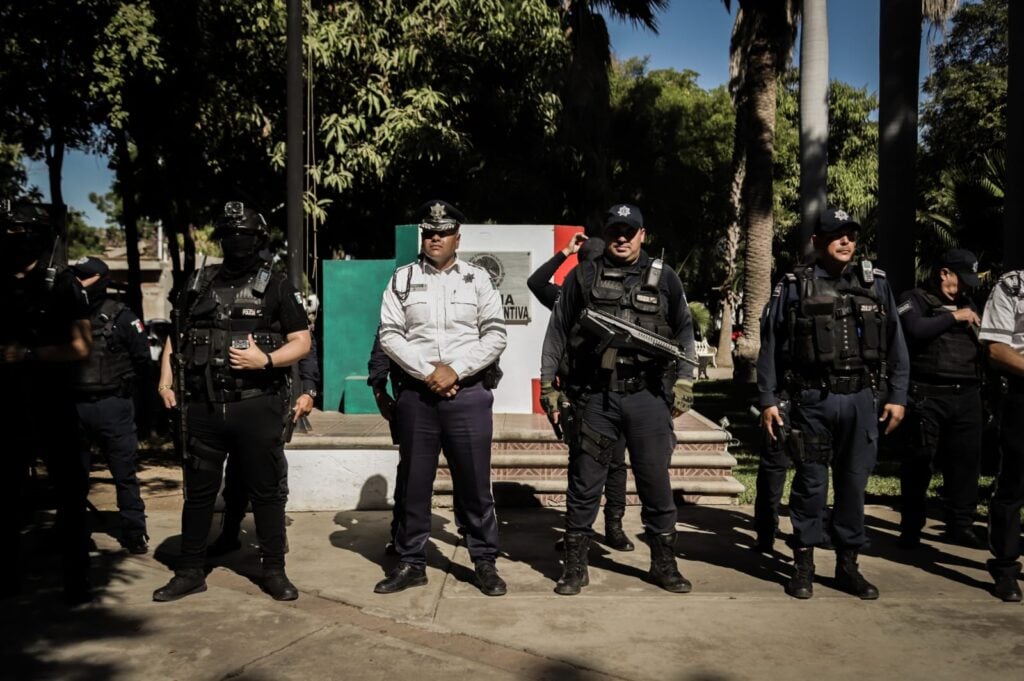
[{"x1": 426, "y1": 362, "x2": 459, "y2": 398}]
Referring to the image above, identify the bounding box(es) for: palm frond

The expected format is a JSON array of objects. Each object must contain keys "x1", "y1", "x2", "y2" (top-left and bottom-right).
[{"x1": 595, "y1": 0, "x2": 670, "y2": 32}]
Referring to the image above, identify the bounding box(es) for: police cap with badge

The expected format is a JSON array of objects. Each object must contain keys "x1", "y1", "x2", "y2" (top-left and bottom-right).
[
  {"x1": 415, "y1": 199, "x2": 466, "y2": 233},
  {"x1": 604, "y1": 204, "x2": 644, "y2": 233},
  {"x1": 815, "y1": 207, "x2": 861, "y2": 236},
  {"x1": 939, "y1": 249, "x2": 981, "y2": 288}
]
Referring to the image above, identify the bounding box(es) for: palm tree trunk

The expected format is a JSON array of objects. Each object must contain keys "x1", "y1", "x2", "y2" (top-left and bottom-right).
[
  {"x1": 715, "y1": 126, "x2": 746, "y2": 370},
  {"x1": 116, "y1": 129, "x2": 144, "y2": 317},
  {"x1": 878, "y1": 0, "x2": 922, "y2": 295},
  {"x1": 1006, "y1": 0, "x2": 1024, "y2": 269},
  {"x1": 799, "y1": 0, "x2": 829, "y2": 260},
  {"x1": 734, "y1": 40, "x2": 779, "y2": 383}
]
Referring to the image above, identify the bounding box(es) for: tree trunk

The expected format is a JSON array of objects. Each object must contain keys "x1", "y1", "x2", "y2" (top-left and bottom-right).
[
  {"x1": 799, "y1": 0, "x2": 829, "y2": 261},
  {"x1": 116, "y1": 130, "x2": 145, "y2": 317},
  {"x1": 734, "y1": 38, "x2": 779, "y2": 384},
  {"x1": 878, "y1": 0, "x2": 921, "y2": 294},
  {"x1": 1006, "y1": 0, "x2": 1024, "y2": 269},
  {"x1": 715, "y1": 120, "x2": 746, "y2": 370}
]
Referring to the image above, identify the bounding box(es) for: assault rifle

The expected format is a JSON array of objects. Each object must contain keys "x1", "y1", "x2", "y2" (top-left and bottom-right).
[
  {"x1": 577, "y1": 308, "x2": 699, "y2": 368},
  {"x1": 171, "y1": 256, "x2": 205, "y2": 490}
]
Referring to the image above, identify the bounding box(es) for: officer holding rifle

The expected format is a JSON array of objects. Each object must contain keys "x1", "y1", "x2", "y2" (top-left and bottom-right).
[{"x1": 540, "y1": 204, "x2": 697, "y2": 596}]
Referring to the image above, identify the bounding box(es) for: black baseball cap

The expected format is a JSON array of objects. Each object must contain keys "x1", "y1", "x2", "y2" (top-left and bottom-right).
[
  {"x1": 815, "y1": 206, "x2": 861, "y2": 235},
  {"x1": 70, "y1": 256, "x2": 109, "y2": 279},
  {"x1": 604, "y1": 204, "x2": 643, "y2": 232},
  {"x1": 415, "y1": 199, "x2": 465, "y2": 233},
  {"x1": 939, "y1": 248, "x2": 981, "y2": 287}
]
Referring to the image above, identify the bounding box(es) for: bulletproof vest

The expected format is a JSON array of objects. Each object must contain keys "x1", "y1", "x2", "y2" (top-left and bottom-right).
[
  {"x1": 909, "y1": 290, "x2": 981, "y2": 383},
  {"x1": 75, "y1": 298, "x2": 135, "y2": 394},
  {"x1": 563, "y1": 257, "x2": 673, "y2": 389},
  {"x1": 181, "y1": 265, "x2": 286, "y2": 401},
  {"x1": 786, "y1": 265, "x2": 888, "y2": 377}
]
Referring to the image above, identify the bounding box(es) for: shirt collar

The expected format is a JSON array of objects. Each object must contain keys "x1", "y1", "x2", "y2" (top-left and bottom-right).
[{"x1": 420, "y1": 254, "x2": 462, "y2": 274}]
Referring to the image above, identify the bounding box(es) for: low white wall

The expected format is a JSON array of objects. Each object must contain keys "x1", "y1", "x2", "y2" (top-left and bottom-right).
[{"x1": 285, "y1": 448, "x2": 399, "y2": 511}]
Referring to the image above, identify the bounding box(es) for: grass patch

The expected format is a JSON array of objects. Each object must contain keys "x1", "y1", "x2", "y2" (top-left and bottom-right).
[{"x1": 694, "y1": 378, "x2": 995, "y2": 513}]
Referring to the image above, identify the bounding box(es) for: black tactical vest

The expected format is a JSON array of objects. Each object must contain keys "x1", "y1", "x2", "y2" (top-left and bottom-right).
[
  {"x1": 564, "y1": 256, "x2": 674, "y2": 390},
  {"x1": 909, "y1": 289, "x2": 981, "y2": 383},
  {"x1": 181, "y1": 266, "x2": 286, "y2": 401},
  {"x1": 786, "y1": 265, "x2": 888, "y2": 378},
  {"x1": 75, "y1": 298, "x2": 135, "y2": 395}
]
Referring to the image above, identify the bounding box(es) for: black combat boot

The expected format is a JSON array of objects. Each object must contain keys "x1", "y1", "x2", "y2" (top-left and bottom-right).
[
  {"x1": 786, "y1": 548, "x2": 814, "y2": 599},
  {"x1": 990, "y1": 564, "x2": 1023, "y2": 603},
  {"x1": 554, "y1": 532, "x2": 590, "y2": 595},
  {"x1": 262, "y1": 569, "x2": 299, "y2": 601},
  {"x1": 835, "y1": 549, "x2": 879, "y2": 600},
  {"x1": 153, "y1": 568, "x2": 207, "y2": 602},
  {"x1": 474, "y1": 562, "x2": 507, "y2": 597},
  {"x1": 604, "y1": 510, "x2": 635, "y2": 552},
  {"x1": 374, "y1": 563, "x2": 428, "y2": 594},
  {"x1": 647, "y1": 531, "x2": 691, "y2": 593}
]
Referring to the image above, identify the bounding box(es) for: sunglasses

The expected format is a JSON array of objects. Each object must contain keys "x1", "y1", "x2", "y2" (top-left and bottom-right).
[{"x1": 421, "y1": 229, "x2": 457, "y2": 240}]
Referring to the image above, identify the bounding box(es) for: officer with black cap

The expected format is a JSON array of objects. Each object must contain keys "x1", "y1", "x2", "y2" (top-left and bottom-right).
[
  {"x1": 375, "y1": 199, "x2": 508, "y2": 597},
  {"x1": 896, "y1": 249, "x2": 985, "y2": 549},
  {"x1": 152, "y1": 202, "x2": 311, "y2": 602},
  {"x1": 71, "y1": 256, "x2": 152, "y2": 554},
  {"x1": 0, "y1": 200, "x2": 94, "y2": 603},
  {"x1": 540, "y1": 203, "x2": 697, "y2": 595},
  {"x1": 757, "y1": 207, "x2": 909, "y2": 600},
  {"x1": 978, "y1": 269, "x2": 1024, "y2": 602},
  {"x1": 527, "y1": 235, "x2": 634, "y2": 551}
]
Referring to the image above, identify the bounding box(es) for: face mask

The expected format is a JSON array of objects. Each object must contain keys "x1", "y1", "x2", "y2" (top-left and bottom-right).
[
  {"x1": 221, "y1": 234, "x2": 259, "y2": 260},
  {"x1": 85, "y1": 277, "x2": 110, "y2": 299},
  {"x1": 1, "y1": 232, "x2": 42, "y2": 272}
]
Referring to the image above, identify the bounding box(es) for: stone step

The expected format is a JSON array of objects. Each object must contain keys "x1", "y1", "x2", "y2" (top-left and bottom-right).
[{"x1": 439, "y1": 452, "x2": 738, "y2": 468}]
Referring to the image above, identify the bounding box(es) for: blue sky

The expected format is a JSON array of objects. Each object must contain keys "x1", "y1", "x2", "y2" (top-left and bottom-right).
[{"x1": 29, "y1": 0, "x2": 944, "y2": 228}]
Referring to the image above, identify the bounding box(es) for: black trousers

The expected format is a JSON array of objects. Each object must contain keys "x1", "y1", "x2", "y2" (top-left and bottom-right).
[
  {"x1": 0, "y1": 389, "x2": 90, "y2": 588},
  {"x1": 220, "y1": 442, "x2": 289, "y2": 531},
  {"x1": 788, "y1": 387, "x2": 878, "y2": 550},
  {"x1": 393, "y1": 383, "x2": 499, "y2": 567},
  {"x1": 988, "y1": 389, "x2": 1024, "y2": 577},
  {"x1": 178, "y1": 394, "x2": 288, "y2": 570},
  {"x1": 899, "y1": 385, "x2": 982, "y2": 537},
  {"x1": 566, "y1": 389, "x2": 676, "y2": 536},
  {"x1": 77, "y1": 395, "x2": 147, "y2": 537},
  {"x1": 753, "y1": 434, "x2": 790, "y2": 542}
]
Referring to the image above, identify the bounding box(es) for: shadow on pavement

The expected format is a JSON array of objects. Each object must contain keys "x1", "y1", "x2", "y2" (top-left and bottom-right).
[
  {"x1": 1, "y1": 522, "x2": 148, "y2": 681},
  {"x1": 674, "y1": 506, "x2": 791, "y2": 587}
]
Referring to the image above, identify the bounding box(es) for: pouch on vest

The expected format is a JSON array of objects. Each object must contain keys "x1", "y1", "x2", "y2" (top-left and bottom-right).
[{"x1": 187, "y1": 329, "x2": 211, "y2": 367}]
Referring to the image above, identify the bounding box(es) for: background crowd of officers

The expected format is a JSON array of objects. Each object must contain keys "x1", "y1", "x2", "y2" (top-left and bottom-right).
[{"x1": 2, "y1": 196, "x2": 1024, "y2": 606}]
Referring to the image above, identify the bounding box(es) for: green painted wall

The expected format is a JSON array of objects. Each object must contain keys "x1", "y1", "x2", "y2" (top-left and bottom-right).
[
  {"x1": 321, "y1": 258, "x2": 395, "y2": 412},
  {"x1": 394, "y1": 224, "x2": 420, "y2": 266}
]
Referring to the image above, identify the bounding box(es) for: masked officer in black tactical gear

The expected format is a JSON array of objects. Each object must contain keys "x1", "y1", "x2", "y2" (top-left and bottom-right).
[
  {"x1": 71, "y1": 256, "x2": 153, "y2": 554},
  {"x1": 540, "y1": 204, "x2": 697, "y2": 595},
  {"x1": 529, "y1": 235, "x2": 634, "y2": 552},
  {"x1": 978, "y1": 269, "x2": 1024, "y2": 602},
  {"x1": 758, "y1": 207, "x2": 909, "y2": 601},
  {"x1": 153, "y1": 202, "x2": 311, "y2": 602},
  {"x1": 0, "y1": 201, "x2": 94, "y2": 604},
  {"x1": 896, "y1": 249, "x2": 985, "y2": 550}
]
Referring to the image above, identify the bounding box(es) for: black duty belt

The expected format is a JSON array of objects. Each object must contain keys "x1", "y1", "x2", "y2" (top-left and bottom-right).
[
  {"x1": 791, "y1": 372, "x2": 871, "y2": 395},
  {"x1": 910, "y1": 381, "x2": 979, "y2": 397},
  {"x1": 609, "y1": 376, "x2": 652, "y2": 394}
]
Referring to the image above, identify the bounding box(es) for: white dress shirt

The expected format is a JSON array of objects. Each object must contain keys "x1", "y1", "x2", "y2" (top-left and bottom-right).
[
  {"x1": 980, "y1": 270, "x2": 1024, "y2": 353},
  {"x1": 379, "y1": 255, "x2": 507, "y2": 381}
]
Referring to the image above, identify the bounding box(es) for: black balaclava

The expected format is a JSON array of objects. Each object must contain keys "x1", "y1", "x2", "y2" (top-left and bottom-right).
[
  {"x1": 1, "y1": 231, "x2": 44, "y2": 273},
  {"x1": 220, "y1": 234, "x2": 264, "y2": 278}
]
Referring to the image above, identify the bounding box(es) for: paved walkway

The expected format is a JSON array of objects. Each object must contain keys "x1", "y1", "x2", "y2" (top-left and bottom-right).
[{"x1": 4, "y1": 496, "x2": 1023, "y2": 681}]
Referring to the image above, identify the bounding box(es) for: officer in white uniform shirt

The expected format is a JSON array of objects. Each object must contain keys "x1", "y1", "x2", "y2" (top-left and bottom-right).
[
  {"x1": 978, "y1": 269, "x2": 1024, "y2": 602},
  {"x1": 374, "y1": 199, "x2": 509, "y2": 597}
]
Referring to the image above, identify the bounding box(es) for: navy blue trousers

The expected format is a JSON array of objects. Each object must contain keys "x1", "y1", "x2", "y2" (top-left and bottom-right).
[
  {"x1": 566, "y1": 389, "x2": 677, "y2": 536},
  {"x1": 393, "y1": 383, "x2": 499, "y2": 567},
  {"x1": 788, "y1": 387, "x2": 878, "y2": 550},
  {"x1": 77, "y1": 395, "x2": 147, "y2": 537},
  {"x1": 989, "y1": 389, "x2": 1024, "y2": 577},
  {"x1": 900, "y1": 386, "x2": 982, "y2": 537}
]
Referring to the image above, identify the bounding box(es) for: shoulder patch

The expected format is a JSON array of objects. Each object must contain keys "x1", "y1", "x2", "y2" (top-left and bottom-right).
[
  {"x1": 783, "y1": 272, "x2": 798, "y2": 283},
  {"x1": 771, "y1": 282, "x2": 784, "y2": 298},
  {"x1": 132, "y1": 319, "x2": 145, "y2": 333},
  {"x1": 896, "y1": 301, "x2": 913, "y2": 316},
  {"x1": 872, "y1": 268, "x2": 886, "y2": 277},
  {"x1": 998, "y1": 270, "x2": 1024, "y2": 297},
  {"x1": 293, "y1": 291, "x2": 303, "y2": 307}
]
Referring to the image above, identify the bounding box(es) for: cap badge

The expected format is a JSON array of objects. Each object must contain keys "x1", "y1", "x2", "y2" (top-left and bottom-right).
[
  {"x1": 972, "y1": 261, "x2": 978, "y2": 273},
  {"x1": 430, "y1": 202, "x2": 447, "y2": 221},
  {"x1": 833, "y1": 209, "x2": 849, "y2": 222},
  {"x1": 616, "y1": 206, "x2": 631, "y2": 217},
  {"x1": 75, "y1": 256, "x2": 89, "y2": 265}
]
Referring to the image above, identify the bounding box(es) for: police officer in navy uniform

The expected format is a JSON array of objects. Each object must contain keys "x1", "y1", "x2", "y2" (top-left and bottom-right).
[
  {"x1": 896, "y1": 249, "x2": 985, "y2": 549},
  {"x1": 375, "y1": 200, "x2": 508, "y2": 597},
  {"x1": 153, "y1": 202, "x2": 311, "y2": 602},
  {"x1": 0, "y1": 201, "x2": 94, "y2": 603},
  {"x1": 978, "y1": 269, "x2": 1024, "y2": 602},
  {"x1": 71, "y1": 256, "x2": 152, "y2": 554},
  {"x1": 758, "y1": 207, "x2": 909, "y2": 600},
  {"x1": 528, "y1": 236, "x2": 634, "y2": 551},
  {"x1": 540, "y1": 204, "x2": 697, "y2": 595}
]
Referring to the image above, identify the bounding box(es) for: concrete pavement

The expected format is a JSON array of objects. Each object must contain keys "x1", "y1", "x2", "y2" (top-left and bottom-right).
[{"x1": 3, "y1": 498, "x2": 1023, "y2": 681}]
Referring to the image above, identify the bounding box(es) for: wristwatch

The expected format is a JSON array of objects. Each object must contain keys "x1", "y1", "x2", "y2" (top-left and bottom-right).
[
  {"x1": 263, "y1": 352, "x2": 274, "y2": 370},
  {"x1": 303, "y1": 388, "x2": 318, "y2": 398}
]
